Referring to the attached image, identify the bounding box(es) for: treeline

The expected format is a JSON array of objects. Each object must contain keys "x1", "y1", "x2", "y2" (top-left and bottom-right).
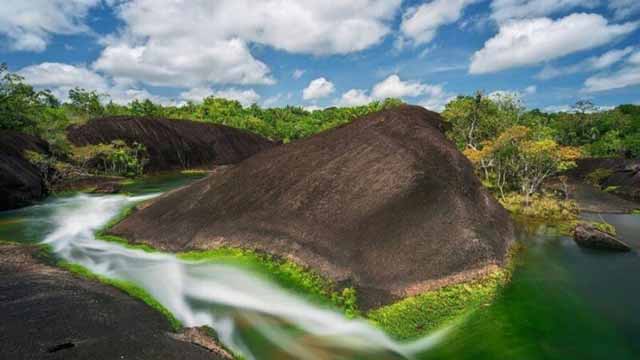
[{"x1": 0, "y1": 63, "x2": 401, "y2": 155}]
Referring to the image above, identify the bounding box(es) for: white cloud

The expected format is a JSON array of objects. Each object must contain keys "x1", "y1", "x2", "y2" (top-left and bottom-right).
[
  {"x1": 583, "y1": 65, "x2": 640, "y2": 93},
  {"x1": 338, "y1": 89, "x2": 373, "y2": 106},
  {"x1": 304, "y1": 105, "x2": 323, "y2": 112},
  {"x1": 470, "y1": 14, "x2": 638, "y2": 74},
  {"x1": 179, "y1": 87, "x2": 214, "y2": 103},
  {"x1": 339, "y1": 74, "x2": 454, "y2": 111},
  {"x1": 371, "y1": 74, "x2": 427, "y2": 99},
  {"x1": 94, "y1": 0, "x2": 401, "y2": 88},
  {"x1": 212, "y1": 88, "x2": 261, "y2": 106},
  {"x1": 179, "y1": 87, "x2": 260, "y2": 106},
  {"x1": 536, "y1": 46, "x2": 635, "y2": 80},
  {"x1": 303, "y1": 77, "x2": 335, "y2": 100},
  {"x1": 292, "y1": 69, "x2": 306, "y2": 80},
  {"x1": 524, "y1": 85, "x2": 537, "y2": 94},
  {"x1": 400, "y1": 0, "x2": 476, "y2": 45},
  {"x1": 628, "y1": 51, "x2": 640, "y2": 65},
  {"x1": 0, "y1": 0, "x2": 100, "y2": 52},
  {"x1": 490, "y1": 0, "x2": 598, "y2": 22},
  {"x1": 16, "y1": 62, "x2": 176, "y2": 105},
  {"x1": 609, "y1": 0, "x2": 640, "y2": 20}
]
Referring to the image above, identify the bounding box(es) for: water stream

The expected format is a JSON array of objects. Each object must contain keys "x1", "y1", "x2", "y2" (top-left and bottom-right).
[{"x1": 1, "y1": 175, "x2": 639, "y2": 359}]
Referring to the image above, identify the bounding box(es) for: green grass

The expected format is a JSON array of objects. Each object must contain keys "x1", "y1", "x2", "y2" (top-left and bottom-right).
[
  {"x1": 367, "y1": 269, "x2": 510, "y2": 341},
  {"x1": 178, "y1": 248, "x2": 358, "y2": 317},
  {"x1": 58, "y1": 261, "x2": 182, "y2": 331}
]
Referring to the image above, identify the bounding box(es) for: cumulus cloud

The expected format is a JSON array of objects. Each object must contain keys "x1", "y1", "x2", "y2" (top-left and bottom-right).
[
  {"x1": 0, "y1": 0, "x2": 100, "y2": 52},
  {"x1": 17, "y1": 62, "x2": 175, "y2": 105},
  {"x1": 400, "y1": 0, "x2": 476, "y2": 45},
  {"x1": 609, "y1": 0, "x2": 640, "y2": 20},
  {"x1": 339, "y1": 74, "x2": 454, "y2": 111},
  {"x1": 371, "y1": 74, "x2": 428, "y2": 99},
  {"x1": 303, "y1": 78, "x2": 335, "y2": 100},
  {"x1": 93, "y1": 0, "x2": 400, "y2": 88},
  {"x1": 338, "y1": 89, "x2": 373, "y2": 106},
  {"x1": 469, "y1": 14, "x2": 638, "y2": 74},
  {"x1": 489, "y1": 0, "x2": 598, "y2": 22},
  {"x1": 537, "y1": 46, "x2": 635, "y2": 80},
  {"x1": 179, "y1": 87, "x2": 260, "y2": 105}
]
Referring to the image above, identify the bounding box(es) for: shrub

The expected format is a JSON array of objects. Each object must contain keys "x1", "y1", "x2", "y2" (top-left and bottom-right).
[
  {"x1": 73, "y1": 140, "x2": 148, "y2": 177},
  {"x1": 585, "y1": 168, "x2": 613, "y2": 187}
]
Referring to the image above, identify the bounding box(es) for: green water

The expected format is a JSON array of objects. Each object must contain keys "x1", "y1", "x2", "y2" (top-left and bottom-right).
[{"x1": 1, "y1": 174, "x2": 639, "y2": 359}]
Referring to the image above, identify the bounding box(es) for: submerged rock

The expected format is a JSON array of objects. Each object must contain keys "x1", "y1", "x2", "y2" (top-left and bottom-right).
[
  {"x1": 111, "y1": 105, "x2": 515, "y2": 309},
  {"x1": 0, "y1": 130, "x2": 50, "y2": 211},
  {"x1": 0, "y1": 244, "x2": 225, "y2": 359},
  {"x1": 67, "y1": 116, "x2": 276, "y2": 172},
  {"x1": 573, "y1": 223, "x2": 632, "y2": 252}
]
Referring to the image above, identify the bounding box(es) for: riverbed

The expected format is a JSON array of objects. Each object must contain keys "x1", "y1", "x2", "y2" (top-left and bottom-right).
[{"x1": 1, "y1": 174, "x2": 638, "y2": 359}]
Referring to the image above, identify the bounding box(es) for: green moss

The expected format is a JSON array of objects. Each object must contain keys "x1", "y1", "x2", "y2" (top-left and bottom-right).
[
  {"x1": 178, "y1": 248, "x2": 359, "y2": 317},
  {"x1": 58, "y1": 261, "x2": 182, "y2": 331},
  {"x1": 631, "y1": 209, "x2": 640, "y2": 215},
  {"x1": 587, "y1": 220, "x2": 617, "y2": 235},
  {"x1": 367, "y1": 269, "x2": 510, "y2": 341},
  {"x1": 603, "y1": 186, "x2": 620, "y2": 193}
]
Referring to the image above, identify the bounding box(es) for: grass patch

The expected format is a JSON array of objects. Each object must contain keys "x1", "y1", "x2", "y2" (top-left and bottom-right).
[
  {"x1": 631, "y1": 209, "x2": 640, "y2": 215},
  {"x1": 58, "y1": 261, "x2": 182, "y2": 331},
  {"x1": 585, "y1": 168, "x2": 614, "y2": 187},
  {"x1": 500, "y1": 193, "x2": 579, "y2": 221},
  {"x1": 367, "y1": 269, "x2": 510, "y2": 341},
  {"x1": 179, "y1": 248, "x2": 358, "y2": 317}
]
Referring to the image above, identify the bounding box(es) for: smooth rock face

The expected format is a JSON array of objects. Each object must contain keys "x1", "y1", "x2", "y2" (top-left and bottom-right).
[
  {"x1": 0, "y1": 244, "x2": 223, "y2": 360},
  {"x1": 573, "y1": 223, "x2": 632, "y2": 252},
  {"x1": 67, "y1": 116, "x2": 276, "y2": 172},
  {"x1": 0, "y1": 130, "x2": 50, "y2": 211},
  {"x1": 112, "y1": 105, "x2": 515, "y2": 308}
]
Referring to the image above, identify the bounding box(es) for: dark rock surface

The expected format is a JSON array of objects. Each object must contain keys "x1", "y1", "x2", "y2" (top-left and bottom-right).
[
  {"x1": 571, "y1": 158, "x2": 640, "y2": 203},
  {"x1": 111, "y1": 105, "x2": 515, "y2": 309},
  {"x1": 67, "y1": 116, "x2": 276, "y2": 172},
  {"x1": 573, "y1": 223, "x2": 632, "y2": 252},
  {"x1": 0, "y1": 130, "x2": 50, "y2": 211},
  {"x1": 0, "y1": 244, "x2": 223, "y2": 360}
]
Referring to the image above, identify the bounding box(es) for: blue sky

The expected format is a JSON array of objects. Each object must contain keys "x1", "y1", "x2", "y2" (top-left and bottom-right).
[{"x1": 1, "y1": 0, "x2": 639, "y2": 112}]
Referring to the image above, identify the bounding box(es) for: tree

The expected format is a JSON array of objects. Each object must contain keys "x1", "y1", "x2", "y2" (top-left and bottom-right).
[
  {"x1": 0, "y1": 63, "x2": 54, "y2": 132},
  {"x1": 68, "y1": 87, "x2": 105, "y2": 118}
]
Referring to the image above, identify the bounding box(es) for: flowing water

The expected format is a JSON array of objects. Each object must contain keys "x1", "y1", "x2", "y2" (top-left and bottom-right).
[{"x1": 1, "y1": 174, "x2": 639, "y2": 359}]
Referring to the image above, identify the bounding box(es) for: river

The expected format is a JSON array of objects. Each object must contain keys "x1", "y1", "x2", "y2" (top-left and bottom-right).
[{"x1": 1, "y1": 174, "x2": 639, "y2": 359}]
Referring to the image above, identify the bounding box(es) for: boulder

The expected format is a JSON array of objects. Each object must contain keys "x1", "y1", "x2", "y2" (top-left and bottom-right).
[
  {"x1": 111, "y1": 105, "x2": 515, "y2": 309},
  {"x1": 67, "y1": 116, "x2": 276, "y2": 172},
  {"x1": 0, "y1": 130, "x2": 50, "y2": 211},
  {"x1": 0, "y1": 244, "x2": 225, "y2": 359},
  {"x1": 573, "y1": 223, "x2": 632, "y2": 252}
]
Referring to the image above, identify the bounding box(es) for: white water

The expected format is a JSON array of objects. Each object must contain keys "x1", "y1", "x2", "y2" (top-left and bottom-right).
[{"x1": 40, "y1": 193, "x2": 450, "y2": 359}]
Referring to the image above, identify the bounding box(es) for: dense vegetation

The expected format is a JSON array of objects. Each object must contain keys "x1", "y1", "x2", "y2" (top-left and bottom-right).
[
  {"x1": 442, "y1": 92, "x2": 640, "y2": 220},
  {"x1": 2, "y1": 61, "x2": 639, "y2": 210}
]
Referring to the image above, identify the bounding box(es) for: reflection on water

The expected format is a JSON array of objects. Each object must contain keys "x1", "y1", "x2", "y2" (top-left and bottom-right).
[{"x1": 1, "y1": 176, "x2": 639, "y2": 359}]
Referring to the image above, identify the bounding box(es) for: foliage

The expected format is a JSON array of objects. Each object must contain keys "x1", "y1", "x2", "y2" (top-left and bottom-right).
[
  {"x1": 368, "y1": 270, "x2": 509, "y2": 340},
  {"x1": 467, "y1": 125, "x2": 581, "y2": 201},
  {"x1": 73, "y1": 140, "x2": 148, "y2": 177},
  {"x1": 585, "y1": 168, "x2": 614, "y2": 187},
  {"x1": 500, "y1": 193, "x2": 579, "y2": 221}
]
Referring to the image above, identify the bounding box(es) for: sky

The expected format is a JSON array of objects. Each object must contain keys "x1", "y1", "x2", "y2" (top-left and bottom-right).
[{"x1": 1, "y1": 0, "x2": 639, "y2": 112}]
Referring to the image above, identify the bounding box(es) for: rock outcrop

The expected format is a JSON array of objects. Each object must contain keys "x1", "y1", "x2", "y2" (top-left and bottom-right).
[
  {"x1": 67, "y1": 116, "x2": 276, "y2": 172},
  {"x1": 573, "y1": 223, "x2": 632, "y2": 252},
  {"x1": 111, "y1": 105, "x2": 515, "y2": 308},
  {"x1": 0, "y1": 243, "x2": 225, "y2": 359},
  {"x1": 0, "y1": 130, "x2": 50, "y2": 211}
]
